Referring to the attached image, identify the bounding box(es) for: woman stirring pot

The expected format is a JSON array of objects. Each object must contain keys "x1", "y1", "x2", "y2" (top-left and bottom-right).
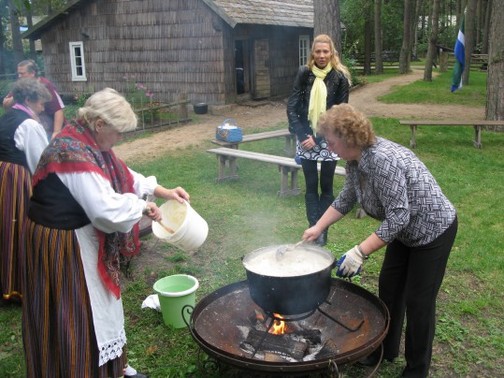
[{"x1": 303, "y1": 104, "x2": 458, "y2": 377}]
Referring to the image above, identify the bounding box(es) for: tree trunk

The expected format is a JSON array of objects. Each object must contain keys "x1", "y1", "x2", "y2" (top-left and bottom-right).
[
  {"x1": 363, "y1": 11, "x2": 372, "y2": 75},
  {"x1": 8, "y1": 0, "x2": 24, "y2": 64},
  {"x1": 485, "y1": 0, "x2": 504, "y2": 119},
  {"x1": 481, "y1": 0, "x2": 491, "y2": 54},
  {"x1": 424, "y1": 0, "x2": 440, "y2": 81},
  {"x1": 374, "y1": 0, "x2": 383, "y2": 74},
  {"x1": 0, "y1": 0, "x2": 8, "y2": 74},
  {"x1": 25, "y1": 5, "x2": 36, "y2": 59},
  {"x1": 399, "y1": 0, "x2": 413, "y2": 73},
  {"x1": 411, "y1": 0, "x2": 421, "y2": 61},
  {"x1": 313, "y1": 0, "x2": 343, "y2": 55},
  {"x1": 463, "y1": 0, "x2": 477, "y2": 85}
]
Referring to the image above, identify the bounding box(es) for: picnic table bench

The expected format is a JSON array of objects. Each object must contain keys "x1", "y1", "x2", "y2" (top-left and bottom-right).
[
  {"x1": 207, "y1": 147, "x2": 346, "y2": 197},
  {"x1": 399, "y1": 119, "x2": 504, "y2": 149},
  {"x1": 211, "y1": 129, "x2": 296, "y2": 156}
]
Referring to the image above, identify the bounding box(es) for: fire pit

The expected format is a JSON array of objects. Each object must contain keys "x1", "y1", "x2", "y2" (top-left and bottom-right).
[{"x1": 184, "y1": 278, "x2": 389, "y2": 375}]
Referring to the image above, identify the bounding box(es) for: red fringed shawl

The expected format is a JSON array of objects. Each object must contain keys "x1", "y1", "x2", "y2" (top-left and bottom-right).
[{"x1": 32, "y1": 122, "x2": 140, "y2": 298}]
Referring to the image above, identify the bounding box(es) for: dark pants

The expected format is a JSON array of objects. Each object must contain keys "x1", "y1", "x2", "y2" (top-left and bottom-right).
[
  {"x1": 301, "y1": 159, "x2": 337, "y2": 197},
  {"x1": 379, "y1": 217, "x2": 458, "y2": 378}
]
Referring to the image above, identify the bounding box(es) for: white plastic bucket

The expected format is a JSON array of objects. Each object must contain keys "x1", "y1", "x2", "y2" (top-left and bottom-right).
[{"x1": 152, "y1": 200, "x2": 208, "y2": 252}]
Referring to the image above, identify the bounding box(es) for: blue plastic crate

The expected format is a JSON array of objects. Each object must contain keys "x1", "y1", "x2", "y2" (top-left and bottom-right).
[{"x1": 216, "y1": 119, "x2": 243, "y2": 142}]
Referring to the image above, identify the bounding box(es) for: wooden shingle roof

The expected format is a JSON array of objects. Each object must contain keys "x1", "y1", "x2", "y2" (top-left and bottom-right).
[
  {"x1": 23, "y1": 0, "x2": 314, "y2": 40},
  {"x1": 201, "y1": 0, "x2": 314, "y2": 28}
]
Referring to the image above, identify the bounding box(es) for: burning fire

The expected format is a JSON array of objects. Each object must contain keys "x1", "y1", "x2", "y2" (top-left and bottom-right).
[{"x1": 269, "y1": 313, "x2": 288, "y2": 335}]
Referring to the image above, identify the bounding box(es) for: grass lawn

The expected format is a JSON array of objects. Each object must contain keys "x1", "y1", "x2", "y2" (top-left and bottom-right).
[{"x1": 1, "y1": 71, "x2": 503, "y2": 377}]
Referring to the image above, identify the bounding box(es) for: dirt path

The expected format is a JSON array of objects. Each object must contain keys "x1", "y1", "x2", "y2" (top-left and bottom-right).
[{"x1": 114, "y1": 69, "x2": 484, "y2": 163}]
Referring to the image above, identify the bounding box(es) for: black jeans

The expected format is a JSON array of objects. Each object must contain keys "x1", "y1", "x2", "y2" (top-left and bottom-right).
[
  {"x1": 379, "y1": 217, "x2": 458, "y2": 378},
  {"x1": 301, "y1": 159, "x2": 337, "y2": 197}
]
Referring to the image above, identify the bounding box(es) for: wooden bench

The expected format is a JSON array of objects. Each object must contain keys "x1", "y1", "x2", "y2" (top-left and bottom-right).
[
  {"x1": 207, "y1": 147, "x2": 346, "y2": 197},
  {"x1": 211, "y1": 129, "x2": 296, "y2": 156},
  {"x1": 399, "y1": 120, "x2": 504, "y2": 149}
]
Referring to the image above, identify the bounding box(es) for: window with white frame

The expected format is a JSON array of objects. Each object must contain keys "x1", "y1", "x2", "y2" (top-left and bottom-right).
[
  {"x1": 299, "y1": 35, "x2": 310, "y2": 66},
  {"x1": 69, "y1": 41, "x2": 87, "y2": 81}
]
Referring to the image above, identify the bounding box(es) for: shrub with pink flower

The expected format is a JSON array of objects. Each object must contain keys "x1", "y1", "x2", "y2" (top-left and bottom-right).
[{"x1": 123, "y1": 76, "x2": 159, "y2": 126}]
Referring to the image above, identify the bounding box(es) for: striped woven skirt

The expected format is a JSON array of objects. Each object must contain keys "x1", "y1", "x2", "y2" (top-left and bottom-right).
[
  {"x1": 22, "y1": 221, "x2": 126, "y2": 378},
  {"x1": 0, "y1": 161, "x2": 31, "y2": 301}
]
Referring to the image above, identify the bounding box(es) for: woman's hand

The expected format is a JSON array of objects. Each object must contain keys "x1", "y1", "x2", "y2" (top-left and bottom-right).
[
  {"x1": 301, "y1": 135, "x2": 316, "y2": 150},
  {"x1": 303, "y1": 224, "x2": 323, "y2": 242},
  {"x1": 143, "y1": 201, "x2": 162, "y2": 221},
  {"x1": 154, "y1": 185, "x2": 190, "y2": 203},
  {"x1": 336, "y1": 246, "x2": 367, "y2": 278}
]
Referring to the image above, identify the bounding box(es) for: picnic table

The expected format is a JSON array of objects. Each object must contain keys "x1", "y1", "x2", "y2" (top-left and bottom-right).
[{"x1": 399, "y1": 119, "x2": 504, "y2": 149}]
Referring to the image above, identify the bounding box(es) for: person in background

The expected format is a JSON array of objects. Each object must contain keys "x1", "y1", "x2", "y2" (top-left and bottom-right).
[
  {"x1": 286, "y1": 34, "x2": 351, "y2": 246},
  {"x1": 303, "y1": 103, "x2": 458, "y2": 378},
  {"x1": 3, "y1": 59, "x2": 65, "y2": 141},
  {"x1": 0, "y1": 78, "x2": 51, "y2": 302},
  {"x1": 22, "y1": 88, "x2": 189, "y2": 378}
]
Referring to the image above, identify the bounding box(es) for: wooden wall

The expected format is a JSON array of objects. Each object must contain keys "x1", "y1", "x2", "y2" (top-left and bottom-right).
[{"x1": 39, "y1": 0, "x2": 311, "y2": 105}]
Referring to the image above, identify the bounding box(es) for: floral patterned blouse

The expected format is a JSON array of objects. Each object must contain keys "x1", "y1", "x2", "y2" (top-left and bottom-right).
[{"x1": 332, "y1": 137, "x2": 456, "y2": 247}]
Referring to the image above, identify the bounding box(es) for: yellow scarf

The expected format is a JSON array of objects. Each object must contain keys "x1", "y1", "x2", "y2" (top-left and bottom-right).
[{"x1": 308, "y1": 64, "x2": 332, "y2": 133}]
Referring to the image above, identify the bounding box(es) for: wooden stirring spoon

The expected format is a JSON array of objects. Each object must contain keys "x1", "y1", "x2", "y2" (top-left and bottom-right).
[{"x1": 157, "y1": 220, "x2": 175, "y2": 234}]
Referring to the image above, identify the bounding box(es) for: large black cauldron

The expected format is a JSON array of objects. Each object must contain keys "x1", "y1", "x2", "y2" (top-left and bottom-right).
[{"x1": 242, "y1": 244, "x2": 337, "y2": 315}]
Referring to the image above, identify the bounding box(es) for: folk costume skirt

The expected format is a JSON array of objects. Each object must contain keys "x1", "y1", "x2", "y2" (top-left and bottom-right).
[
  {"x1": 0, "y1": 161, "x2": 31, "y2": 301},
  {"x1": 22, "y1": 221, "x2": 126, "y2": 378}
]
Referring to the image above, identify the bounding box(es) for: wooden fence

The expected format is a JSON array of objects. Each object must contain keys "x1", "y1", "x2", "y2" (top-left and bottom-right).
[
  {"x1": 439, "y1": 52, "x2": 488, "y2": 72},
  {"x1": 126, "y1": 96, "x2": 192, "y2": 136}
]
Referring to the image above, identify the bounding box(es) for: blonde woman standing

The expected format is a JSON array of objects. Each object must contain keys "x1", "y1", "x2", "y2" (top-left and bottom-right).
[{"x1": 287, "y1": 34, "x2": 351, "y2": 246}]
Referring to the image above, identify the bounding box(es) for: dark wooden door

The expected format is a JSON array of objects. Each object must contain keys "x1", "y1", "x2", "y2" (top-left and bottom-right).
[{"x1": 252, "y1": 39, "x2": 271, "y2": 99}]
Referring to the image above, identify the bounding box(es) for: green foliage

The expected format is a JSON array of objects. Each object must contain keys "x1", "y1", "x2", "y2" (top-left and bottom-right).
[
  {"x1": 341, "y1": 0, "x2": 461, "y2": 60},
  {"x1": 341, "y1": 0, "x2": 404, "y2": 57}
]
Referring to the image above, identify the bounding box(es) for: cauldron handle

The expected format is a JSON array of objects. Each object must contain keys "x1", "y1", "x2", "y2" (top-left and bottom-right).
[
  {"x1": 182, "y1": 304, "x2": 195, "y2": 330},
  {"x1": 364, "y1": 343, "x2": 384, "y2": 378},
  {"x1": 327, "y1": 359, "x2": 340, "y2": 377}
]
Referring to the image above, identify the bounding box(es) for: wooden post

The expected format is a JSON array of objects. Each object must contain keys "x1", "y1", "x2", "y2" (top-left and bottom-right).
[
  {"x1": 439, "y1": 51, "x2": 448, "y2": 72},
  {"x1": 410, "y1": 125, "x2": 417, "y2": 148},
  {"x1": 473, "y1": 125, "x2": 482, "y2": 149},
  {"x1": 178, "y1": 93, "x2": 188, "y2": 120}
]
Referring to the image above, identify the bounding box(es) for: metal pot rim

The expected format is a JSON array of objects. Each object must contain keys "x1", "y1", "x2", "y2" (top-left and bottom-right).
[{"x1": 242, "y1": 244, "x2": 335, "y2": 277}]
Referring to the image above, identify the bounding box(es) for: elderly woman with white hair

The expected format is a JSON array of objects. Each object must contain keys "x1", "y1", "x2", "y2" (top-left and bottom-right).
[
  {"x1": 22, "y1": 88, "x2": 189, "y2": 378},
  {"x1": 0, "y1": 78, "x2": 51, "y2": 302}
]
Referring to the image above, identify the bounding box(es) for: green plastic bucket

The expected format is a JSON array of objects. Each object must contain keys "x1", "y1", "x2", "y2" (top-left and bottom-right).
[{"x1": 153, "y1": 274, "x2": 199, "y2": 328}]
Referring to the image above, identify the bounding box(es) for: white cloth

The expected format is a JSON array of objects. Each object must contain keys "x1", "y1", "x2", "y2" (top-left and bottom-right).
[
  {"x1": 141, "y1": 294, "x2": 161, "y2": 311},
  {"x1": 58, "y1": 169, "x2": 158, "y2": 366},
  {"x1": 14, "y1": 118, "x2": 49, "y2": 173}
]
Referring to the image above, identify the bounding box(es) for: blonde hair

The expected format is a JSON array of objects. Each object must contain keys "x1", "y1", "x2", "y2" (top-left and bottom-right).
[
  {"x1": 77, "y1": 88, "x2": 137, "y2": 132},
  {"x1": 318, "y1": 104, "x2": 376, "y2": 148},
  {"x1": 307, "y1": 34, "x2": 352, "y2": 86}
]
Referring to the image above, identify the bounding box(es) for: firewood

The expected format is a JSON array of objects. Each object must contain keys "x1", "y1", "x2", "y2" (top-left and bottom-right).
[{"x1": 242, "y1": 328, "x2": 307, "y2": 360}]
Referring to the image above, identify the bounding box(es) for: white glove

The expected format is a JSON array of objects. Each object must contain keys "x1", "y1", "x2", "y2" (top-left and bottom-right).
[{"x1": 336, "y1": 246, "x2": 367, "y2": 278}]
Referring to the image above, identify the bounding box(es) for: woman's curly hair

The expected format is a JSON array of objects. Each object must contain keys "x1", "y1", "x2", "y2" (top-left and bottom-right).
[
  {"x1": 318, "y1": 103, "x2": 376, "y2": 148},
  {"x1": 11, "y1": 78, "x2": 51, "y2": 105}
]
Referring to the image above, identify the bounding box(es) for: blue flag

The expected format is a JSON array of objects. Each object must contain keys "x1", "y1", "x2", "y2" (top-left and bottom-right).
[{"x1": 451, "y1": 16, "x2": 465, "y2": 92}]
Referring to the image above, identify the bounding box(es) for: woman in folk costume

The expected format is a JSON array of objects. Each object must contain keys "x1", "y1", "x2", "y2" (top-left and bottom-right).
[
  {"x1": 287, "y1": 34, "x2": 351, "y2": 246},
  {"x1": 22, "y1": 88, "x2": 189, "y2": 377},
  {"x1": 0, "y1": 78, "x2": 51, "y2": 302}
]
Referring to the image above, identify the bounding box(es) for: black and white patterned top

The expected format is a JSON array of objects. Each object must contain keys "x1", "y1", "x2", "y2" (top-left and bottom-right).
[{"x1": 332, "y1": 137, "x2": 456, "y2": 247}]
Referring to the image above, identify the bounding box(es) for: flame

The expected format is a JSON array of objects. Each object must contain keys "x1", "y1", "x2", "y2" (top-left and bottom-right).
[{"x1": 269, "y1": 313, "x2": 288, "y2": 335}]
